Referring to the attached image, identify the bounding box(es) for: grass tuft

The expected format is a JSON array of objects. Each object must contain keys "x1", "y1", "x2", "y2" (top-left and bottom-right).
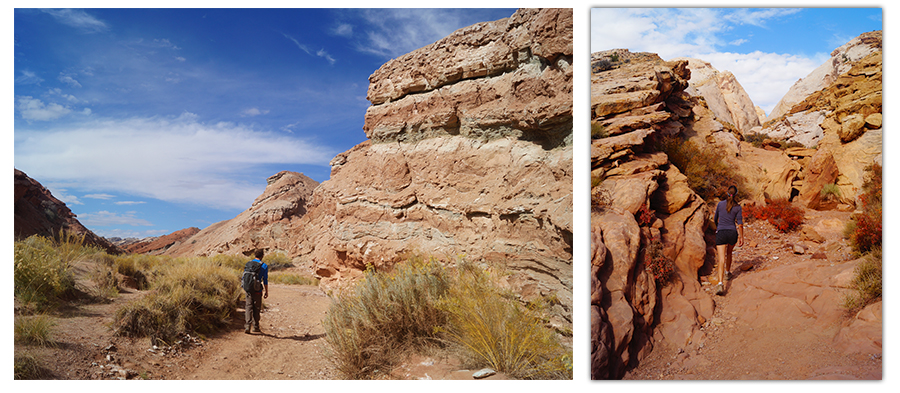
[
  {"x1": 843, "y1": 249, "x2": 882, "y2": 311},
  {"x1": 14, "y1": 314, "x2": 56, "y2": 347}
]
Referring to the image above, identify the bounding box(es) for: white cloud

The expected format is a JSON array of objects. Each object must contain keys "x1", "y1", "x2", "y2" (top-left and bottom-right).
[
  {"x1": 175, "y1": 56, "x2": 186, "y2": 62},
  {"x1": 84, "y1": 193, "x2": 116, "y2": 200},
  {"x1": 49, "y1": 88, "x2": 81, "y2": 103},
  {"x1": 283, "y1": 33, "x2": 336, "y2": 65},
  {"x1": 241, "y1": 108, "x2": 270, "y2": 117},
  {"x1": 42, "y1": 9, "x2": 109, "y2": 33},
  {"x1": 47, "y1": 187, "x2": 83, "y2": 205},
  {"x1": 115, "y1": 201, "x2": 146, "y2": 205},
  {"x1": 15, "y1": 115, "x2": 336, "y2": 210},
  {"x1": 332, "y1": 23, "x2": 353, "y2": 37},
  {"x1": 16, "y1": 96, "x2": 72, "y2": 121},
  {"x1": 723, "y1": 8, "x2": 802, "y2": 28},
  {"x1": 78, "y1": 210, "x2": 153, "y2": 227}
]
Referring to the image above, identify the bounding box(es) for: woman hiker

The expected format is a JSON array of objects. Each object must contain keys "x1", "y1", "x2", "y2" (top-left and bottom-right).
[{"x1": 714, "y1": 185, "x2": 743, "y2": 295}]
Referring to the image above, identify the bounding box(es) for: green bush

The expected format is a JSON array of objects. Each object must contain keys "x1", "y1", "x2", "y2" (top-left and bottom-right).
[{"x1": 113, "y1": 258, "x2": 242, "y2": 343}]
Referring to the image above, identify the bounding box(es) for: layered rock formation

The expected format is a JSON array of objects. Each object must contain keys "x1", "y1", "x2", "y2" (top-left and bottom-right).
[
  {"x1": 164, "y1": 171, "x2": 319, "y2": 257},
  {"x1": 590, "y1": 50, "x2": 715, "y2": 379},
  {"x1": 299, "y1": 8, "x2": 573, "y2": 327},
  {"x1": 759, "y1": 30, "x2": 882, "y2": 205},
  {"x1": 14, "y1": 169, "x2": 122, "y2": 254}
]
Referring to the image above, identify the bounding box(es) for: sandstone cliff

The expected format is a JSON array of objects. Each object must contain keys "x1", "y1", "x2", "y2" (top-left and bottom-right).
[
  {"x1": 590, "y1": 50, "x2": 714, "y2": 379},
  {"x1": 759, "y1": 30, "x2": 882, "y2": 205},
  {"x1": 121, "y1": 227, "x2": 201, "y2": 255},
  {"x1": 14, "y1": 168, "x2": 122, "y2": 254},
  {"x1": 299, "y1": 8, "x2": 573, "y2": 328}
]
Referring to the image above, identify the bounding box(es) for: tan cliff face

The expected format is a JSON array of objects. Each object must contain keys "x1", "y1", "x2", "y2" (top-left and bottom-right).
[{"x1": 297, "y1": 8, "x2": 574, "y2": 328}]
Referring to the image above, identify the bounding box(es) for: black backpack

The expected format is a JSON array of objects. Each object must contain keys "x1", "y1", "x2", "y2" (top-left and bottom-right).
[{"x1": 241, "y1": 260, "x2": 263, "y2": 293}]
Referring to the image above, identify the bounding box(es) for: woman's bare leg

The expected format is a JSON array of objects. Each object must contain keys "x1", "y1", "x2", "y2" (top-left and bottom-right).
[{"x1": 716, "y1": 244, "x2": 727, "y2": 284}]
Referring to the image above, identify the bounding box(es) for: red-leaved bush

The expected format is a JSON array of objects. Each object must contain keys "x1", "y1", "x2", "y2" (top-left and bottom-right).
[
  {"x1": 644, "y1": 235, "x2": 674, "y2": 285},
  {"x1": 847, "y1": 163, "x2": 882, "y2": 254},
  {"x1": 741, "y1": 199, "x2": 804, "y2": 233}
]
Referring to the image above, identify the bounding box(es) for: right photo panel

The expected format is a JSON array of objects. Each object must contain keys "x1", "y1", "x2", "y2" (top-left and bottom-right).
[{"x1": 589, "y1": 8, "x2": 883, "y2": 380}]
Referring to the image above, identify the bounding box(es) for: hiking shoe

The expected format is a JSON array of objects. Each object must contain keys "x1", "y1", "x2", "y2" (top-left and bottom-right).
[
  {"x1": 244, "y1": 327, "x2": 251, "y2": 334},
  {"x1": 714, "y1": 283, "x2": 725, "y2": 296},
  {"x1": 253, "y1": 326, "x2": 262, "y2": 333},
  {"x1": 725, "y1": 271, "x2": 733, "y2": 280}
]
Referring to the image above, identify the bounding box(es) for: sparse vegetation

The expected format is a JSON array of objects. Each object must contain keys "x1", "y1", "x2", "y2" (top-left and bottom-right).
[
  {"x1": 269, "y1": 271, "x2": 319, "y2": 286},
  {"x1": 743, "y1": 199, "x2": 805, "y2": 233},
  {"x1": 653, "y1": 135, "x2": 748, "y2": 203},
  {"x1": 846, "y1": 163, "x2": 882, "y2": 255},
  {"x1": 323, "y1": 255, "x2": 571, "y2": 380},
  {"x1": 14, "y1": 232, "x2": 99, "y2": 310},
  {"x1": 643, "y1": 235, "x2": 674, "y2": 285},
  {"x1": 113, "y1": 257, "x2": 242, "y2": 343},
  {"x1": 591, "y1": 122, "x2": 609, "y2": 139},
  {"x1": 820, "y1": 183, "x2": 841, "y2": 199},
  {"x1": 14, "y1": 314, "x2": 56, "y2": 347},
  {"x1": 843, "y1": 248, "x2": 882, "y2": 311},
  {"x1": 14, "y1": 352, "x2": 52, "y2": 380}
]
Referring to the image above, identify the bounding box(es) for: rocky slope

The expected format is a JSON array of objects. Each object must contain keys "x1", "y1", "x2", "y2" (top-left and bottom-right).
[
  {"x1": 14, "y1": 169, "x2": 122, "y2": 254},
  {"x1": 299, "y1": 8, "x2": 573, "y2": 328},
  {"x1": 164, "y1": 170, "x2": 319, "y2": 259},
  {"x1": 117, "y1": 227, "x2": 201, "y2": 255}
]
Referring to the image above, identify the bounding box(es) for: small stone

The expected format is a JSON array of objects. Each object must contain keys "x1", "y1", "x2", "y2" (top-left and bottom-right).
[{"x1": 473, "y1": 368, "x2": 496, "y2": 379}]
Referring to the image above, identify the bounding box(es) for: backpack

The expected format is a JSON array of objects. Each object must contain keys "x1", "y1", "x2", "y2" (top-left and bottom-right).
[{"x1": 241, "y1": 260, "x2": 264, "y2": 293}]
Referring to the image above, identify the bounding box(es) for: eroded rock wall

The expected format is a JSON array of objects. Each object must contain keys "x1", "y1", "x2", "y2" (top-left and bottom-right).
[{"x1": 296, "y1": 8, "x2": 574, "y2": 328}]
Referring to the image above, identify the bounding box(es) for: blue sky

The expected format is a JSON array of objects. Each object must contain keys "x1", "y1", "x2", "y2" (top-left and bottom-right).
[
  {"x1": 12, "y1": 8, "x2": 516, "y2": 239},
  {"x1": 590, "y1": 7, "x2": 883, "y2": 115}
]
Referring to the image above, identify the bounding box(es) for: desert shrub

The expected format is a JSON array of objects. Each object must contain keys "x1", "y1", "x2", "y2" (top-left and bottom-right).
[
  {"x1": 14, "y1": 314, "x2": 56, "y2": 347},
  {"x1": 847, "y1": 163, "x2": 882, "y2": 255},
  {"x1": 742, "y1": 199, "x2": 804, "y2": 233},
  {"x1": 14, "y1": 233, "x2": 98, "y2": 309},
  {"x1": 323, "y1": 256, "x2": 571, "y2": 380},
  {"x1": 438, "y1": 262, "x2": 572, "y2": 379},
  {"x1": 843, "y1": 249, "x2": 882, "y2": 311},
  {"x1": 323, "y1": 257, "x2": 451, "y2": 379},
  {"x1": 87, "y1": 252, "x2": 120, "y2": 299},
  {"x1": 14, "y1": 352, "x2": 52, "y2": 380},
  {"x1": 592, "y1": 59, "x2": 612, "y2": 73},
  {"x1": 653, "y1": 135, "x2": 747, "y2": 203},
  {"x1": 263, "y1": 252, "x2": 294, "y2": 270},
  {"x1": 269, "y1": 272, "x2": 319, "y2": 286},
  {"x1": 591, "y1": 188, "x2": 611, "y2": 212},
  {"x1": 635, "y1": 204, "x2": 654, "y2": 226},
  {"x1": 644, "y1": 235, "x2": 674, "y2": 285},
  {"x1": 113, "y1": 257, "x2": 241, "y2": 343},
  {"x1": 591, "y1": 122, "x2": 609, "y2": 139},
  {"x1": 820, "y1": 183, "x2": 841, "y2": 199},
  {"x1": 744, "y1": 132, "x2": 767, "y2": 148},
  {"x1": 114, "y1": 253, "x2": 166, "y2": 290}
]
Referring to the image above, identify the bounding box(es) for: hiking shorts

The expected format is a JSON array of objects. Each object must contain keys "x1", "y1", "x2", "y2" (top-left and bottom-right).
[{"x1": 716, "y1": 229, "x2": 738, "y2": 246}]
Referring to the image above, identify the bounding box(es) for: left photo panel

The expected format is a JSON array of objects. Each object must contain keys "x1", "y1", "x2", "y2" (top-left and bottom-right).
[{"x1": 13, "y1": 8, "x2": 574, "y2": 380}]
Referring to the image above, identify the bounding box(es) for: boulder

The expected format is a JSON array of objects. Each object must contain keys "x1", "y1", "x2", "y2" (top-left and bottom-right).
[{"x1": 796, "y1": 148, "x2": 840, "y2": 209}]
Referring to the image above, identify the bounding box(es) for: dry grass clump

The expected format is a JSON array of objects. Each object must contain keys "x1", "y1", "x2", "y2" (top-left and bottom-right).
[
  {"x1": 14, "y1": 232, "x2": 99, "y2": 310},
  {"x1": 653, "y1": 135, "x2": 747, "y2": 203},
  {"x1": 14, "y1": 314, "x2": 56, "y2": 347},
  {"x1": 324, "y1": 257, "x2": 450, "y2": 379},
  {"x1": 438, "y1": 262, "x2": 572, "y2": 379},
  {"x1": 269, "y1": 272, "x2": 319, "y2": 286},
  {"x1": 113, "y1": 258, "x2": 241, "y2": 343},
  {"x1": 843, "y1": 248, "x2": 882, "y2": 311},
  {"x1": 323, "y1": 256, "x2": 571, "y2": 380},
  {"x1": 14, "y1": 352, "x2": 52, "y2": 380}
]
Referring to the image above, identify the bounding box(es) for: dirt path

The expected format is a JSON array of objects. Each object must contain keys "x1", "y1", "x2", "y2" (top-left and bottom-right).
[{"x1": 624, "y1": 208, "x2": 883, "y2": 380}]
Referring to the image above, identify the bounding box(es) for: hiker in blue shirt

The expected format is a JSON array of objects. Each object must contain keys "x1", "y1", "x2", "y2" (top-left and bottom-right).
[
  {"x1": 243, "y1": 249, "x2": 269, "y2": 334},
  {"x1": 713, "y1": 185, "x2": 744, "y2": 296}
]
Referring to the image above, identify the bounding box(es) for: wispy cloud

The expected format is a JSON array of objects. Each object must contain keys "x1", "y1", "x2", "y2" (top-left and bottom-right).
[
  {"x1": 282, "y1": 33, "x2": 336, "y2": 65},
  {"x1": 115, "y1": 201, "x2": 146, "y2": 205},
  {"x1": 58, "y1": 73, "x2": 82, "y2": 88},
  {"x1": 84, "y1": 193, "x2": 116, "y2": 200},
  {"x1": 15, "y1": 113, "x2": 336, "y2": 210},
  {"x1": 241, "y1": 108, "x2": 270, "y2": 117},
  {"x1": 16, "y1": 70, "x2": 44, "y2": 85},
  {"x1": 41, "y1": 9, "x2": 109, "y2": 33},
  {"x1": 78, "y1": 210, "x2": 153, "y2": 227},
  {"x1": 723, "y1": 8, "x2": 802, "y2": 28},
  {"x1": 332, "y1": 23, "x2": 353, "y2": 37}
]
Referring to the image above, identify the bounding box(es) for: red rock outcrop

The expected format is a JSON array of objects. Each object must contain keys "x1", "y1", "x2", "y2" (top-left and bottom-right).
[
  {"x1": 122, "y1": 227, "x2": 201, "y2": 255},
  {"x1": 14, "y1": 168, "x2": 122, "y2": 254}
]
